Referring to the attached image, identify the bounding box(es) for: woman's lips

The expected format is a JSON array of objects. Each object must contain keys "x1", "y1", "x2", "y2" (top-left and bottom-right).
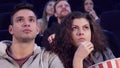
[{"x1": 78, "y1": 38, "x2": 85, "y2": 42}]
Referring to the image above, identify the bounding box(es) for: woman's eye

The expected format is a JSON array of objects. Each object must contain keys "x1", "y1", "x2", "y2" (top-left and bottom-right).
[
  {"x1": 85, "y1": 26, "x2": 89, "y2": 29},
  {"x1": 58, "y1": 5, "x2": 62, "y2": 8},
  {"x1": 49, "y1": 4, "x2": 52, "y2": 6},
  {"x1": 65, "y1": 4, "x2": 69, "y2": 7},
  {"x1": 84, "y1": 26, "x2": 90, "y2": 30},
  {"x1": 72, "y1": 26, "x2": 78, "y2": 31}
]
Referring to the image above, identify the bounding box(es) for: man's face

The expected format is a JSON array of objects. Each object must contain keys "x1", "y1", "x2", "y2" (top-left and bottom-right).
[
  {"x1": 9, "y1": 9, "x2": 39, "y2": 42},
  {"x1": 55, "y1": 1, "x2": 71, "y2": 19}
]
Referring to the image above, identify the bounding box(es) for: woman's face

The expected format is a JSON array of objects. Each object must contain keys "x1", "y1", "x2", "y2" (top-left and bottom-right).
[
  {"x1": 84, "y1": 0, "x2": 94, "y2": 12},
  {"x1": 71, "y1": 18, "x2": 91, "y2": 47},
  {"x1": 46, "y1": 1, "x2": 55, "y2": 16}
]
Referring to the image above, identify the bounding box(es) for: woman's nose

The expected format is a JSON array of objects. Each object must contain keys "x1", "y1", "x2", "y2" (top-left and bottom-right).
[{"x1": 77, "y1": 29, "x2": 84, "y2": 36}]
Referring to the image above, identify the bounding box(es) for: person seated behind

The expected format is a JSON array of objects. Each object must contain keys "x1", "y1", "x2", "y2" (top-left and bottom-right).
[
  {"x1": 37, "y1": 0, "x2": 56, "y2": 36},
  {"x1": 42, "y1": 0, "x2": 71, "y2": 47},
  {"x1": 0, "y1": 3, "x2": 64, "y2": 68},
  {"x1": 81, "y1": 0, "x2": 100, "y2": 23},
  {"x1": 47, "y1": 12, "x2": 115, "y2": 68}
]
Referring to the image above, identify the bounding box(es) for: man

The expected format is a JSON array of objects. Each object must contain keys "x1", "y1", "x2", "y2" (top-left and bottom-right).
[
  {"x1": 42, "y1": 0, "x2": 71, "y2": 46},
  {"x1": 54, "y1": 0, "x2": 71, "y2": 24},
  {"x1": 0, "y1": 3, "x2": 64, "y2": 68}
]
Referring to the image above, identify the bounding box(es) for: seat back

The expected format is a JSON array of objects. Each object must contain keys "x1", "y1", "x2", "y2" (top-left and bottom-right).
[{"x1": 100, "y1": 10, "x2": 120, "y2": 40}]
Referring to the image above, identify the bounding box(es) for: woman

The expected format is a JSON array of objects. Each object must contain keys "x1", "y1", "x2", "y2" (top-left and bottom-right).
[
  {"x1": 47, "y1": 12, "x2": 115, "y2": 68},
  {"x1": 37, "y1": 0, "x2": 56, "y2": 35},
  {"x1": 81, "y1": 0, "x2": 100, "y2": 23}
]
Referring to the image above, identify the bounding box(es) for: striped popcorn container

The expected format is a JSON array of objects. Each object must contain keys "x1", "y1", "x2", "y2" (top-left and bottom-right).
[{"x1": 88, "y1": 58, "x2": 120, "y2": 68}]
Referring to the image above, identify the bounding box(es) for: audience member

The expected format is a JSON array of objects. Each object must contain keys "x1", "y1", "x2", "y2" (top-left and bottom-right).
[
  {"x1": 42, "y1": 0, "x2": 71, "y2": 46},
  {"x1": 37, "y1": 0, "x2": 56, "y2": 35},
  {"x1": 48, "y1": 12, "x2": 115, "y2": 68},
  {"x1": 81, "y1": 0, "x2": 100, "y2": 23},
  {"x1": 82, "y1": 0, "x2": 120, "y2": 58},
  {"x1": 0, "y1": 3, "x2": 64, "y2": 68}
]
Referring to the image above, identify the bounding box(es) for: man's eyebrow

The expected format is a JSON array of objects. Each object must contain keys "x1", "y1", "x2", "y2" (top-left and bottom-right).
[
  {"x1": 29, "y1": 16, "x2": 36, "y2": 18},
  {"x1": 16, "y1": 16, "x2": 24, "y2": 19}
]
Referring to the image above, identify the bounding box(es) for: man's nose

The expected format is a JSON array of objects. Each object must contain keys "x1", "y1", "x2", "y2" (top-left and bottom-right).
[
  {"x1": 62, "y1": 5, "x2": 66, "y2": 8},
  {"x1": 23, "y1": 21, "x2": 30, "y2": 27}
]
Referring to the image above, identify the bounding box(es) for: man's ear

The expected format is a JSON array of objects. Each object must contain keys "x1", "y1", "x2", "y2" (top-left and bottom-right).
[
  {"x1": 8, "y1": 25, "x2": 13, "y2": 35},
  {"x1": 36, "y1": 24, "x2": 40, "y2": 35}
]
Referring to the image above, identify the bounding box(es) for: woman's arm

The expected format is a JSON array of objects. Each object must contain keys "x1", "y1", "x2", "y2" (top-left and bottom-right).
[{"x1": 73, "y1": 41, "x2": 94, "y2": 68}]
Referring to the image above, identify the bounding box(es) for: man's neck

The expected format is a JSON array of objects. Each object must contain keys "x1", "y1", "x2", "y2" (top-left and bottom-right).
[{"x1": 10, "y1": 40, "x2": 34, "y2": 59}]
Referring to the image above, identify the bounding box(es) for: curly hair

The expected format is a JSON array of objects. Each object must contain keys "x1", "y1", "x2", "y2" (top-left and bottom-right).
[{"x1": 47, "y1": 11, "x2": 108, "y2": 68}]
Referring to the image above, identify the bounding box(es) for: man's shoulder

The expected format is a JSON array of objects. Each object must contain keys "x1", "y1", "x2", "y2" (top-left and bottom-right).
[
  {"x1": 34, "y1": 46, "x2": 64, "y2": 68},
  {"x1": 0, "y1": 41, "x2": 8, "y2": 56},
  {"x1": 34, "y1": 45, "x2": 57, "y2": 57},
  {"x1": 37, "y1": 46, "x2": 57, "y2": 58}
]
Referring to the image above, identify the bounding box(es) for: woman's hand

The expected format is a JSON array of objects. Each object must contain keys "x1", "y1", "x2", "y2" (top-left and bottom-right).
[
  {"x1": 75, "y1": 41, "x2": 94, "y2": 60},
  {"x1": 48, "y1": 34, "x2": 55, "y2": 43},
  {"x1": 73, "y1": 41, "x2": 94, "y2": 68},
  {"x1": 89, "y1": 9, "x2": 99, "y2": 20}
]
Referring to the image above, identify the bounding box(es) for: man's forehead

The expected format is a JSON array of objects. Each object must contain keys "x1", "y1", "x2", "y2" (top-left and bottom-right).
[
  {"x1": 15, "y1": 16, "x2": 36, "y2": 19},
  {"x1": 56, "y1": 1, "x2": 69, "y2": 6},
  {"x1": 13, "y1": 9, "x2": 36, "y2": 17}
]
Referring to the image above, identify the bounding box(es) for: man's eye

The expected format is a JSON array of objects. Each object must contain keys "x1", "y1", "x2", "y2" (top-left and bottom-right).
[
  {"x1": 17, "y1": 18, "x2": 23, "y2": 22},
  {"x1": 29, "y1": 18, "x2": 35, "y2": 22},
  {"x1": 58, "y1": 5, "x2": 62, "y2": 8}
]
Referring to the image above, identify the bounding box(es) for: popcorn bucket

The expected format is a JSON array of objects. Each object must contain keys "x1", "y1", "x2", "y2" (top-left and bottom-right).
[{"x1": 88, "y1": 58, "x2": 120, "y2": 68}]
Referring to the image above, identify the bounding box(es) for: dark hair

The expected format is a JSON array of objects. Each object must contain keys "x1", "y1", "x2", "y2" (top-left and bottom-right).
[
  {"x1": 11, "y1": 3, "x2": 36, "y2": 25},
  {"x1": 80, "y1": 0, "x2": 95, "y2": 13},
  {"x1": 54, "y1": 0, "x2": 69, "y2": 13},
  {"x1": 47, "y1": 11, "x2": 108, "y2": 68}
]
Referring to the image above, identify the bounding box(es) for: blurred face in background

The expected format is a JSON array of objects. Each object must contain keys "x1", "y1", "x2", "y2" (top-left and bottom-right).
[
  {"x1": 71, "y1": 18, "x2": 91, "y2": 47},
  {"x1": 55, "y1": 0, "x2": 71, "y2": 19},
  {"x1": 84, "y1": 0, "x2": 94, "y2": 12},
  {"x1": 46, "y1": 1, "x2": 56, "y2": 16}
]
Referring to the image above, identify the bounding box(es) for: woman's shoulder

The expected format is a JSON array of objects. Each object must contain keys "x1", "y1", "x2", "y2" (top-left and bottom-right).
[
  {"x1": 37, "y1": 18, "x2": 43, "y2": 24},
  {"x1": 102, "y1": 47, "x2": 115, "y2": 59}
]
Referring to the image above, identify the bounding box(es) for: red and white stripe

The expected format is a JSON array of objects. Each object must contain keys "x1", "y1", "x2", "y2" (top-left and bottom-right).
[{"x1": 88, "y1": 58, "x2": 120, "y2": 68}]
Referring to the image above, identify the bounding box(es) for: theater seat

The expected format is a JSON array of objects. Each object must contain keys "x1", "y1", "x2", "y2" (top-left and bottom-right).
[
  {"x1": 100, "y1": 10, "x2": 120, "y2": 40},
  {"x1": 0, "y1": 30, "x2": 12, "y2": 41},
  {"x1": 0, "y1": 12, "x2": 11, "y2": 30},
  {"x1": 103, "y1": 30, "x2": 120, "y2": 57}
]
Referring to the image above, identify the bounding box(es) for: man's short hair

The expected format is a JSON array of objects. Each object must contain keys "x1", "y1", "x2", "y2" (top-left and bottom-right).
[
  {"x1": 54, "y1": 0, "x2": 68, "y2": 13},
  {"x1": 11, "y1": 3, "x2": 37, "y2": 25}
]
